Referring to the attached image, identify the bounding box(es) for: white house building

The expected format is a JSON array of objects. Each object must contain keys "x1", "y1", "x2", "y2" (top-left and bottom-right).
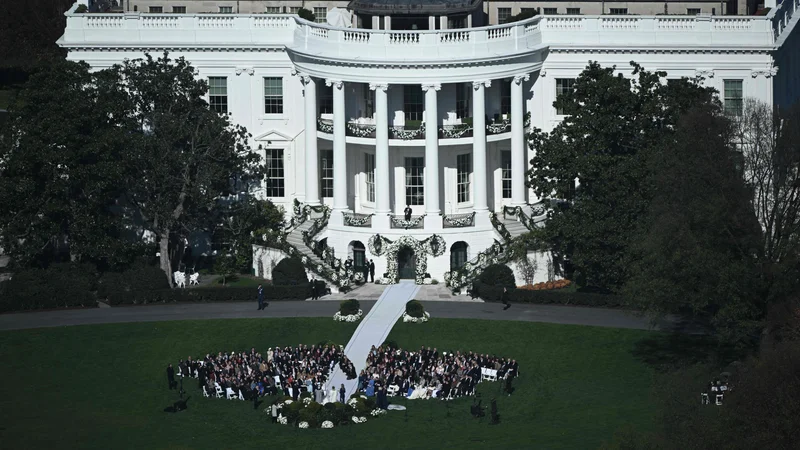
[{"x1": 59, "y1": 0, "x2": 800, "y2": 290}]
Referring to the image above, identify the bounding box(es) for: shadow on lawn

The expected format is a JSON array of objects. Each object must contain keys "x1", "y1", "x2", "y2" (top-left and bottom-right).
[{"x1": 631, "y1": 333, "x2": 744, "y2": 372}]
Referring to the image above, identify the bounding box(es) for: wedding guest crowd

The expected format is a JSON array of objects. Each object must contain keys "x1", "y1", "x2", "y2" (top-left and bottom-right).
[
  {"x1": 176, "y1": 344, "x2": 356, "y2": 401},
  {"x1": 357, "y1": 345, "x2": 518, "y2": 401}
]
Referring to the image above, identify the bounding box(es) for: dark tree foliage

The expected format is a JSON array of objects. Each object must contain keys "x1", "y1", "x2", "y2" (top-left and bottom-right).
[
  {"x1": 528, "y1": 61, "x2": 717, "y2": 291},
  {"x1": 272, "y1": 257, "x2": 308, "y2": 286},
  {"x1": 212, "y1": 196, "x2": 285, "y2": 274},
  {"x1": 0, "y1": 0, "x2": 74, "y2": 69},
  {"x1": 478, "y1": 264, "x2": 516, "y2": 287}
]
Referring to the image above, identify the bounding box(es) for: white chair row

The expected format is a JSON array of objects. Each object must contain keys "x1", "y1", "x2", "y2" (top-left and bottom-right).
[
  {"x1": 387, "y1": 385, "x2": 400, "y2": 397},
  {"x1": 481, "y1": 368, "x2": 498, "y2": 382},
  {"x1": 701, "y1": 393, "x2": 724, "y2": 405}
]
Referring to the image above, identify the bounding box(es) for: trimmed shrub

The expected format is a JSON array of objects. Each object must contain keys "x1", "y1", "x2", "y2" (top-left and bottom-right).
[
  {"x1": 472, "y1": 281, "x2": 622, "y2": 307},
  {"x1": 406, "y1": 300, "x2": 425, "y2": 318},
  {"x1": 272, "y1": 257, "x2": 308, "y2": 286},
  {"x1": 339, "y1": 299, "x2": 360, "y2": 315},
  {"x1": 97, "y1": 261, "x2": 169, "y2": 299},
  {"x1": 478, "y1": 264, "x2": 516, "y2": 287},
  {"x1": 106, "y1": 285, "x2": 310, "y2": 306},
  {"x1": 297, "y1": 7, "x2": 315, "y2": 22},
  {"x1": 0, "y1": 263, "x2": 98, "y2": 312}
]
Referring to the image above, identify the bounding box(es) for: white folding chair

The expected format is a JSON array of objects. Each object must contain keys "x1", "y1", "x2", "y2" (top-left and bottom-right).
[
  {"x1": 215, "y1": 385, "x2": 224, "y2": 398},
  {"x1": 202, "y1": 386, "x2": 210, "y2": 398},
  {"x1": 238, "y1": 389, "x2": 245, "y2": 401},
  {"x1": 226, "y1": 387, "x2": 237, "y2": 400},
  {"x1": 480, "y1": 368, "x2": 489, "y2": 382},
  {"x1": 715, "y1": 394, "x2": 723, "y2": 406},
  {"x1": 387, "y1": 385, "x2": 399, "y2": 397},
  {"x1": 700, "y1": 393, "x2": 709, "y2": 404},
  {"x1": 176, "y1": 367, "x2": 183, "y2": 378},
  {"x1": 486, "y1": 370, "x2": 498, "y2": 382}
]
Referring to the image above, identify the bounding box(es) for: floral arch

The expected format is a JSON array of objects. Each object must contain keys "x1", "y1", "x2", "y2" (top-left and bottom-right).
[{"x1": 367, "y1": 234, "x2": 446, "y2": 284}]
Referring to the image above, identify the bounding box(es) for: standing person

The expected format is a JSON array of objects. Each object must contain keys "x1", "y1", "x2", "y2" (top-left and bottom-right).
[
  {"x1": 368, "y1": 259, "x2": 375, "y2": 283},
  {"x1": 404, "y1": 205, "x2": 412, "y2": 221},
  {"x1": 361, "y1": 262, "x2": 369, "y2": 284},
  {"x1": 502, "y1": 287, "x2": 511, "y2": 310},
  {"x1": 339, "y1": 383, "x2": 346, "y2": 403},
  {"x1": 309, "y1": 278, "x2": 318, "y2": 300},
  {"x1": 166, "y1": 364, "x2": 176, "y2": 390},
  {"x1": 271, "y1": 402, "x2": 278, "y2": 423},
  {"x1": 257, "y1": 283, "x2": 266, "y2": 310}
]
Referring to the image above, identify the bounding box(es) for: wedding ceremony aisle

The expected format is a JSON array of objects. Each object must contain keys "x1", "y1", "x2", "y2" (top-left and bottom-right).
[{"x1": 325, "y1": 281, "x2": 421, "y2": 400}]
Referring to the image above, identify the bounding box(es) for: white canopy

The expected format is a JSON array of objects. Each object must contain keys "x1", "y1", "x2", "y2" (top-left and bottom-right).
[{"x1": 326, "y1": 7, "x2": 353, "y2": 28}]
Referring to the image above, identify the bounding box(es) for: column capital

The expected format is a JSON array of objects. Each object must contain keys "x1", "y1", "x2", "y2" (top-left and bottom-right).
[
  {"x1": 751, "y1": 67, "x2": 779, "y2": 78},
  {"x1": 695, "y1": 69, "x2": 714, "y2": 79},
  {"x1": 235, "y1": 67, "x2": 255, "y2": 76},
  {"x1": 326, "y1": 79, "x2": 344, "y2": 89},
  {"x1": 513, "y1": 74, "x2": 530, "y2": 85},
  {"x1": 539, "y1": 69, "x2": 547, "y2": 77},
  {"x1": 421, "y1": 83, "x2": 441, "y2": 92},
  {"x1": 472, "y1": 80, "x2": 491, "y2": 90},
  {"x1": 369, "y1": 82, "x2": 389, "y2": 92}
]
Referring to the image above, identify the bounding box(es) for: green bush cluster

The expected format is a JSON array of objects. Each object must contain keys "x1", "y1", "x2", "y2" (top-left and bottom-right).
[
  {"x1": 478, "y1": 264, "x2": 516, "y2": 287},
  {"x1": 339, "y1": 299, "x2": 360, "y2": 315},
  {"x1": 107, "y1": 285, "x2": 311, "y2": 306},
  {"x1": 405, "y1": 300, "x2": 425, "y2": 318},
  {"x1": 0, "y1": 263, "x2": 99, "y2": 312},
  {"x1": 97, "y1": 261, "x2": 169, "y2": 299},
  {"x1": 271, "y1": 257, "x2": 308, "y2": 286},
  {"x1": 472, "y1": 282, "x2": 623, "y2": 307}
]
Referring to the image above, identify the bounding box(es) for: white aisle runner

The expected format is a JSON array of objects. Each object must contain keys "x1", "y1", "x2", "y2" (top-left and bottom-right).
[{"x1": 325, "y1": 281, "x2": 420, "y2": 402}]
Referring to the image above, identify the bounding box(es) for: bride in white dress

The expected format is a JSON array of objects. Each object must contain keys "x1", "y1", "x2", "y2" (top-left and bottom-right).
[{"x1": 326, "y1": 386, "x2": 338, "y2": 404}]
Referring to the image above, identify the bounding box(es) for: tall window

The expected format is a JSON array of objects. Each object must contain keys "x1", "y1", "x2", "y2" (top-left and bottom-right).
[
  {"x1": 219, "y1": 6, "x2": 233, "y2": 13},
  {"x1": 405, "y1": 157, "x2": 424, "y2": 206},
  {"x1": 365, "y1": 153, "x2": 375, "y2": 203},
  {"x1": 609, "y1": 8, "x2": 628, "y2": 14},
  {"x1": 724, "y1": 80, "x2": 744, "y2": 116},
  {"x1": 448, "y1": 15, "x2": 467, "y2": 29},
  {"x1": 263, "y1": 77, "x2": 283, "y2": 114},
  {"x1": 289, "y1": 7, "x2": 301, "y2": 14},
  {"x1": 555, "y1": 78, "x2": 576, "y2": 115},
  {"x1": 265, "y1": 6, "x2": 281, "y2": 13},
  {"x1": 149, "y1": 6, "x2": 163, "y2": 12},
  {"x1": 319, "y1": 84, "x2": 333, "y2": 114},
  {"x1": 566, "y1": 8, "x2": 581, "y2": 14},
  {"x1": 172, "y1": 6, "x2": 186, "y2": 13},
  {"x1": 501, "y1": 150, "x2": 512, "y2": 199},
  {"x1": 352, "y1": 242, "x2": 366, "y2": 268},
  {"x1": 455, "y1": 83, "x2": 471, "y2": 119},
  {"x1": 500, "y1": 79, "x2": 511, "y2": 117},
  {"x1": 362, "y1": 87, "x2": 374, "y2": 118},
  {"x1": 543, "y1": 8, "x2": 558, "y2": 15},
  {"x1": 403, "y1": 85, "x2": 423, "y2": 122},
  {"x1": 687, "y1": 8, "x2": 701, "y2": 14},
  {"x1": 498, "y1": 8, "x2": 512, "y2": 24},
  {"x1": 208, "y1": 77, "x2": 228, "y2": 114},
  {"x1": 450, "y1": 242, "x2": 469, "y2": 270},
  {"x1": 313, "y1": 7, "x2": 327, "y2": 23},
  {"x1": 321, "y1": 150, "x2": 334, "y2": 198},
  {"x1": 457, "y1": 153, "x2": 472, "y2": 203},
  {"x1": 264, "y1": 148, "x2": 285, "y2": 197}
]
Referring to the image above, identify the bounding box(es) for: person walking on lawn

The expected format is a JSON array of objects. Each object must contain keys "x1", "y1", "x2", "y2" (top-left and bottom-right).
[
  {"x1": 502, "y1": 287, "x2": 511, "y2": 310},
  {"x1": 257, "y1": 284, "x2": 267, "y2": 310}
]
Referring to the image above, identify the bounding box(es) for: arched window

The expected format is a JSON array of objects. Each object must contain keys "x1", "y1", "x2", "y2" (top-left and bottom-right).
[
  {"x1": 349, "y1": 241, "x2": 366, "y2": 270},
  {"x1": 450, "y1": 241, "x2": 469, "y2": 270}
]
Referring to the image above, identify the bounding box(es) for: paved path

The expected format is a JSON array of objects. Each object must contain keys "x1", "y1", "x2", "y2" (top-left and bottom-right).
[
  {"x1": 322, "y1": 282, "x2": 480, "y2": 302},
  {"x1": 325, "y1": 281, "x2": 420, "y2": 401},
  {"x1": 0, "y1": 299, "x2": 683, "y2": 332}
]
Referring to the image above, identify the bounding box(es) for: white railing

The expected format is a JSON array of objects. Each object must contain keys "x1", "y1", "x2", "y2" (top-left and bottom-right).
[{"x1": 61, "y1": 6, "x2": 781, "y2": 56}]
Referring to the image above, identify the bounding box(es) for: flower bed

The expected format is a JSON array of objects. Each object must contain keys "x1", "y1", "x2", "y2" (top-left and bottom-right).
[
  {"x1": 403, "y1": 300, "x2": 430, "y2": 323},
  {"x1": 334, "y1": 310, "x2": 363, "y2": 322},
  {"x1": 403, "y1": 311, "x2": 430, "y2": 323},
  {"x1": 269, "y1": 394, "x2": 381, "y2": 429},
  {"x1": 519, "y1": 279, "x2": 572, "y2": 291},
  {"x1": 334, "y1": 299, "x2": 363, "y2": 322}
]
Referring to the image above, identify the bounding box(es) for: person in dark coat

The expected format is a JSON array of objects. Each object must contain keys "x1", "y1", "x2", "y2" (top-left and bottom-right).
[
  {"x1": 339, "y1": 384, "x2": 346, "y2": 403},
  {"x1": 490, "y1": 398, "x2": 500, "y2": 424},
  {"x1": 309, "y1": 278, "x2": 318, "y2": 300},
  {"x1": 361, "y1": 263, "x2": 369, "y2": 284},
  {"x1": 257, "y1": 284, "x2": 266, "y2": 310},
  {"x1": 502, "y1": 287, "x2": 511, "y2": 310},
  {"x1": 368, "y1": 259, "x2": 375, "y2": 283},
  {"x1": 167, "y1": 364, "x2": 176, "y2": 390},
  {"x1": 404, "y1": 205, "x2": 412, "y2": 221}
]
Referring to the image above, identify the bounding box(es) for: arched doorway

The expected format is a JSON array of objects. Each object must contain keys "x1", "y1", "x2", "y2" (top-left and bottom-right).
[
  {"x1": 349, "y1": 241, "x2": 366, "y2": 271},
  {"x1": 450, "y1": 241, "x2": 469, "y2": 270},
  {"x1": 397, "y1": 246, "x2": 416, "y2": 280}
]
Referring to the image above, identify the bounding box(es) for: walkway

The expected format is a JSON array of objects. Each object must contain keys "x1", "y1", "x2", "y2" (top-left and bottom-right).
[
  {"x1": 322, "y1": 282, "x2": 481, "y2": 302},
  {"x1": 324, "y1": 281, "x2": 420, "y2": 401}
]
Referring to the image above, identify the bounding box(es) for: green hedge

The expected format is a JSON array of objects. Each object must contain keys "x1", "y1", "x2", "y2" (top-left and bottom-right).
[
  {"x1": 478, "y1": 264, "x2": 516, "y2": 287},
  {"x1": 107, "y1": 285, "x2": 316, "y2": 306},
  {"x1": 272, "y1": 257, "x2": 308, "y2": 286},
  {"x1": 472, "y1": 282, "x2": 623, "y2": 307},
  {"x1": 0, "y1": 263, "x2": 99, "y2": 312},
  {"x1": 339, "y1": 299, "x2": 360, "y2": 315},
  {"x1": 406, "y1": 300, "x2": 425, "y2": 318}
]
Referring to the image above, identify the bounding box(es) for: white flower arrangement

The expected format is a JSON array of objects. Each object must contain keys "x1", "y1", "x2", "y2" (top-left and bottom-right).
[
  {"x1": 347, "y1": 398, "x2": 358, "y2": 406},
  {"x1": 278, "y1": 416, "x2": 287, "y2": 425},
  {"x1": 321, "y1": 421, "x2": 334, "y2": 429},
  {"x1": 333, "y1": 309, "x2": 363, "y2": 322},
  {"x1": 359, "y1": 416, "x2": 367, "y2": 423},
  {"x1": 403, "y1": 311, "x2": 431, "y2": 323},
  {"x1": 284, "y1": 399, "x2": 293, "y2": 405},
  {"x1": 370, "y1": 409, "x2": 386, "y2": 416},
  {"x1": 303, "y1": 397, "x2": 312, "y2": 405},
  {"x1": 298, "y1": 421, "x2": 309, "y2": 429},
  {"x1": 352, "y1": 416, "x2": 360, "y2": 423}
]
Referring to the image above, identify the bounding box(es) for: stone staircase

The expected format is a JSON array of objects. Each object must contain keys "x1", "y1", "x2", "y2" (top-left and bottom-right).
[
  {"x1": 502, "y1": 218, "x2": 529, "y2": 238},
  {"x1": 285, "y1": 221, "x2": 325, "y2": 268}
]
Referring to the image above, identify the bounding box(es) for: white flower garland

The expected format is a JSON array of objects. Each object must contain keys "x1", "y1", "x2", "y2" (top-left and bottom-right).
[
  {"x1": 321, "y1": 421, "x2": 334, "y2": 429},
  {"x1": 370, "y1": 409, "x2": 386, "y2": 416},
  {"x1": 333, "y1": 309, "x2": 363, "y2": 322},
  {"x1": 351, "y1": 416, "x2": 368, "y2": 423},
  {"x1": 403, "y1": 311, "x2": 431, "y2": 323},
  {"x1": 298, "y1": 421, "x2": 309, "y2": 429},
  {"x1": 278, "y1": 415, "x2": 287, "y2": 425}
]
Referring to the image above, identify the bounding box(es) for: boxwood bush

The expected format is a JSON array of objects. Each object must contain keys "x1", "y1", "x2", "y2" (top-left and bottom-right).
[
  {"x1": 0, "y1": 263, "x2": 99, "y2": 312},
  {"x1": 478, "y1": 264, "x2": 516, "y2": 287},
  {"x1": 405, "y1": 300, "x2": 425, "y2": 318},
  {"x1": 106, "y1": 285, "x2": 312, "y2": 306},
  {"x1": 272, "y1": 257, "x2": 308, "y2": 286},
  {"x1": 339, "y1": 299, "x2": 360, "y2": 315},
  {"x1": 97, "y1": 261, "x2": 169, "y2": 299},
  {"x1": 472, "y1": 281, "x2": 623, "y2": 307}
]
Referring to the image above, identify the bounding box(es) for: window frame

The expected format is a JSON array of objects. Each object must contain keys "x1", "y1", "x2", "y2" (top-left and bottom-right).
[
  {"x1": 319, "y1": 83, "x2": 333, "y2": 115},
  {"x1": 501, "y1": 150, "x2": 512, "y2": 199},
  {"x1": 723, "y1": 79, "x2": 744, "y2": 116},
  {"x1": 403, "y1": 85, "x2": 424, "y2": 122},
  {"x1": 405, "y1": 157, "x2": 425, "y2": 206},
  {"x1": 263, "y1": 77, "x2": 284, "y2": 115},
  {"x1": 364, "y1": 153, "x2": 375, "y2": 203},
  {"x1": 208, "y1": 76, "x2": 228, "y2": 115},
  {"x1": 313, "y1": 7, "x2": 328, "y2": 23},
  {"x1": 497, "y1": 7, "x2": 512, "y2": 24},
  {"x1": 555, "y1": 78, "x2": 576, "y2": 116},
  {"x1": 455, "y1": 82, "x2": 471, "y2": 119},
  {"x1": 687, "y1": 8, "x2": 701, "y2": 14},
  {"x1": 264, "y1": 148, "x2": 285, "y2": 198},
  {"x1": 450, "y1": 242, "x2": 469, "y2": 271},
  {"x1": 149, "y1": 6, "x2": 163, "y2": 13},
  {"x1": 543, "y1": 8, "x2": 558, "y2": 15},
  {"x1": 219, "y1": 6, "x2": 233, "y2": 13},
  {"x1": 566, "y1": 7, "x2": 581, "y2": 14},
  {"x1": 289, "y1": 6, "x2": 301, "y2": 14},
  {"x1": 321, "y1": 149, "x2": 334, "y2": 198},
  {"x1": 500, "y1": 79, "x2": 511, "y2": 117},
  {"x1": 457, "y1": 153, "x2": 472, "y2": 204},
  {"x1": 609, "y1": 8, "x2": 628, "y2": 15},
  {"x1": 172, "y1": 6, "x2": 186, "y2": 13},
  {"x1": 264, "y1": 6, "x2": 281, "y2": 14}
]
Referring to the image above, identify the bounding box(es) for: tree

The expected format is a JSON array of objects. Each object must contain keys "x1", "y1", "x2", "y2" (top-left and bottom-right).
[
  {"x1": 297, "y1": 8, "x2": 316, "y2": 22},
  {"x1": 527, "y1": 61, "x2": 717, "y2": 291},
  {"x1": 731, "y1": 99, "x2": 800, "y2": 302},
  {"x1": 624, "y1": 105, "x2": 763, "y2": 346},
  {"x1": 109, "y1": 53, "x2": 262, "y2": 286},
  {"x1": 212, "y1": 196, "x2": 284, "y2": 275},
  {"x1": 0, "y1": 60, "x2": 132, "y2": 267},
  {"x1": 0, "y1": 0, "x2": 75, "y2": 69}
]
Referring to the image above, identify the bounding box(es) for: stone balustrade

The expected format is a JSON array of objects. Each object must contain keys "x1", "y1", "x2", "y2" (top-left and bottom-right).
[{"x1": 771, "y1": 0, "x2": 800, "y2": 45}]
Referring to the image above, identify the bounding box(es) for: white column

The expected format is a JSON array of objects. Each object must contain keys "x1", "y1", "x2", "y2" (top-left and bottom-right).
[
  {"x1": 371, "y1": 83, "x2": 391, "y2": 228},
  {"x1": 429, "y1": 16, "x2": 436, "y2": 30},
  {"x1": 472, "y1": 80, "x2": 490, "y2": 214},
  {"x1": 302, "y1": 75, "x2": 320, "y2": 205},
  {"x1": 511, "y1": 74, "x2": 529, "y2": 207},
  {"x1": 423, "y1": 83, "x2": 442, "y2": 228},
  {"x1": 440, "y1": 16, "x2": 448, "y2": 30},
  {"x1": 384, "y1": 16, "x2": 391, "y2": 30},
  {"x1": 328, "y1": 79, "x2": 347, "y2": 217}
]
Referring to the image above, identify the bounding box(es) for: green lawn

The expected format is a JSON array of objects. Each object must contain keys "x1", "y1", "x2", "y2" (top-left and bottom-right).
[{"x1": 0, "y1": 318, "x2": 658, "y2": 449}]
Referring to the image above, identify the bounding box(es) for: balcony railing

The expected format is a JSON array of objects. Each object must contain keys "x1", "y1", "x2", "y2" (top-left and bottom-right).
[
  {"x1": 390, "y1": 214, "x2": 425, "y2": 229},
  {"x1": 442, "y1": 212, "x2": 476, "y2": 228},
  {"x1": 318, "y1": 117, "x2": 527, "y2": 140},
  {"x1": 343, "y1": 212, "x2": 373, "y2": 227}
]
